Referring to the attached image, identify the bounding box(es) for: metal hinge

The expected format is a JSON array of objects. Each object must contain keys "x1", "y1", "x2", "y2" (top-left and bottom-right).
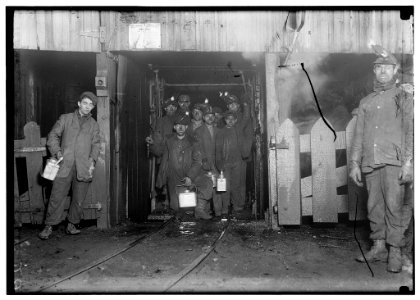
[{"x1": 80, "y1": 26, "x2": 106, "y2": 43}]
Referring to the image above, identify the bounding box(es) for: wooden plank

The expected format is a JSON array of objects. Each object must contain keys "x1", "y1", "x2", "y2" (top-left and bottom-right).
[
  {"x1": 335, "y1": 165, "x2": 348, "y2": 187},
  {"x1": 180, "y1": 11, "x2": 196, "y2": 50},
  {"x1": 301, "y1": 176, "x2": 312, "y2": 198},
  {"x1": 276, "y1": 119, "x2": 301, "y2": 225},
  {"x1": 265, "y1": 53, "x2": 281, "y2": 230},
  {"x1": 302, "y1": 196, "x2": 312, "y2": 216},
  {"x1": 311, "y1": 118, "x2": 337, "y2": 223},
  {"x1": 337, "y1": 194, "x2": 348, "y2": 214},
  {"x1": 116, "y1": 54, "x2": 128, "y2": 221},
  {"x1": 268, "y1": 147, "x2": 279, "y2": 230},
  {"x1": 346, "y1": 116, "x2": 368, "y2": 221},
  {"x1": 22, "y1": 122, "x2": 44, "y2": 213}
]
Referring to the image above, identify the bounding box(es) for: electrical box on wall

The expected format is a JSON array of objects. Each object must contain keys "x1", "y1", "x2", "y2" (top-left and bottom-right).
[{"x1": 95, "y1": 76, "x2": 108, "y2": 97}]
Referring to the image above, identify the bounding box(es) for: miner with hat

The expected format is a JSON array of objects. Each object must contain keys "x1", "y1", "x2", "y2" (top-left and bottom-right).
[
  {"x1": 215, "y1": 110, "x2": 249, "y2": 218},
  {"x1": 350, "y1": 46, "x2": 413, "y2": 273},
  {"x1": 156, "y1": 111, "x2": 213, "y2": 220},
  {"x1": 177, "y1": 94, "x2": 192, "y2": 116},
  {"x1": 212, "y1": 106, "x2": 225, "y2": 128},
  {"x1": 146, "y1": 96, "x2": 178, "y2": 159},
  {"x1": 195, "y1": 103, "x2": 223, "y2": 218},
  {"x1": 186, "y1": 99, "x2": 208, "y2": 136},
  {"x1": 39, "y1": 91, "x2": 101, "y2": 240},
  {"x1": 220, "y1": 92, "x2": 253, "y2": 218}
]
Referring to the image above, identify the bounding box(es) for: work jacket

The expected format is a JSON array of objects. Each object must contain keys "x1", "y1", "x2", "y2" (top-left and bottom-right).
[
  {"x1": 156, "y1": 134, "x2": 203, "y2": 188},
  {"x1": 229, "y1": 103, "x2": 253, "y2": 159},
  {"x1": 194, "y1": 124, "x2": 220, "y2": 172},
  {"x1": 350, "y1": 85, "x2": 414, "y2": 172},
  {"x1": 47, "y1": 110, "x2": 101, "y2": 181},
  {"x1": 150, "y1": 114, "x2": 176, "y2": 158},
  {"x1": 215, "y1": 125, "x2": 246, "y2": 172}
]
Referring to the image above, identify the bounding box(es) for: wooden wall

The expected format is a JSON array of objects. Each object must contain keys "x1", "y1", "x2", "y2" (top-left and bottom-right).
[{"x1": 13, "y1": 9, "x2": 413, "y2": 54}]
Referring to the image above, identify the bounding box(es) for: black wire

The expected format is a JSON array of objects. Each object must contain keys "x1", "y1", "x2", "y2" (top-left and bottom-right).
[
  {"x1": 353, "y1": 193, "x2": 375, "y2": 277},
  {"x1": 300, "y1": 63, "x2": 337, "y2": 141}
]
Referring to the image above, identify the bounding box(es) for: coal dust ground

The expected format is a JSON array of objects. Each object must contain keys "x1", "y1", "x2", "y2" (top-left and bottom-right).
[{"x1": 13, "y1": 217, "x2": 413, "y2": 294}]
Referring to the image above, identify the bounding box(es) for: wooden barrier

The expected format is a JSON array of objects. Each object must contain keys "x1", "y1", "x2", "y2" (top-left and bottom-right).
[{"x1": 269, "y1": 116, "x2": 368, "y2": 226}]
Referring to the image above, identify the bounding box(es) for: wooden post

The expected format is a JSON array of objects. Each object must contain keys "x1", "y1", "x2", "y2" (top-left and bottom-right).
[
  {"x1": 95, "y1": 53, "x2": 117, "y2": 229},
  {"x1": 265, "y1": 53, "x2": 281, "y2": 230},
  {"x1": 311, "y1": 118, "x2": 337, "y2": 223},
  {"x1": 276, "y1": 119, "x2": 301, "y2": 225},
  {"x1": 346, "y1": 116, "x2": 368, "y2": 221}
]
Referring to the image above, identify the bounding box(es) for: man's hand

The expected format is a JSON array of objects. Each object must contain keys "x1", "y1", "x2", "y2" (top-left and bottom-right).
[
  {"x1": 56, "y1": 151, "x2": 63, "y2": 160},
  {"x1": 145, "y1": 136, "x2": 154, "y2": 145},
  {"x1": 399, "y1": 161, "x2": 413, "y2": 184},
  {"x1": 349, "y1": 165, "x2": 363, "y2": 187},
  {"x1": 182, "y1": 177, "x2": 192, "y2": 187}
]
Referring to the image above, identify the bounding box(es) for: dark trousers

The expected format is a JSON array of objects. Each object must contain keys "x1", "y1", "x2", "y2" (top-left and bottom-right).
[
  {"x1": 45, "y1": 165, "x2": 90, "y2": 226},
  {"x1": 222, "y1": 160, "x2": 244, "y2": 212},
  {"x1": 402, "y1": 183, "x2": 414, "y2": 255},
  {"x1": 365, "y1": 165, "x2": 407, "y2": 247}
]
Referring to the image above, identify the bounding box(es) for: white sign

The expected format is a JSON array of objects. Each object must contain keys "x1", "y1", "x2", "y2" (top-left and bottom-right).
[{"x1": 129, "y1": 23, "x2": 161, "y2": 49}]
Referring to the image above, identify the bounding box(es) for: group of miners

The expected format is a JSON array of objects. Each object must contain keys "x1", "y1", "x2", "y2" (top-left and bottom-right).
[
  {"x1": 146, "y1": 92, "x2": 253, "y2": 221},
  {"x1": 37, "y1": 50, "x2": 413, "y2": 275}
]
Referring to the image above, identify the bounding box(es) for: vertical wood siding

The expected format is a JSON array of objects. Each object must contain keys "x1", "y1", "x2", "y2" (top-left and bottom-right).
[{"x1": 14, "y1": 10, "x2": 413, "y2": 54}]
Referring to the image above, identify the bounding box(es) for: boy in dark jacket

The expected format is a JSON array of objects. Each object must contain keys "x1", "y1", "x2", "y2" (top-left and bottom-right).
[
  {"x1": 215, "y1": 111, "x2": 246, "y2": 217},
  {"x1": 156, "y1": 112, "x2": 213, "y2": 220},
  {"x1": 39, "y1": 91, "x2": 101, "y2": 240}
]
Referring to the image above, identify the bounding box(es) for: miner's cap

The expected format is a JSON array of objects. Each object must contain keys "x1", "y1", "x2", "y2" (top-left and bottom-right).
[
  {"x1": 373, "y1": 55, "x2": 398, "y2": 66},
  {"x1": 163, "y1": 96, "x2": 178, "y2": 109},
  {"x1": 174, "y1": 112, "x2": 191, "y2": 125}
]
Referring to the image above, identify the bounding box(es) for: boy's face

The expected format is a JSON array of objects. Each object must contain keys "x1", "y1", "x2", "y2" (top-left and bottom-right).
[
  {"x1": 78, "y1": 97, "x2": 95, "y2": 116},
  {"x1": 203, "y1": 113, "x2": 215, "y2": 125},
  {"x1": 192, "y1": 109, "x2": 203, "y2": 121},
  {"x1": 174, "y1": 124, "x2": 188, "y2": 136},
  {"x1": 227, "y1": 102, "x2": 240, "y2": 112},
  {"x1": 225, "y1": 115, "x2": 237, "y2": 128},
  {"x1": 178, "y1": 99, "x2": 190, "y2": 111}
]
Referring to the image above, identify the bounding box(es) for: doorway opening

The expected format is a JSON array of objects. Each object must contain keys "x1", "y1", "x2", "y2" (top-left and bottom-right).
[{"x1": 116, "y1": 51, "x2": 268, "y2": 223}]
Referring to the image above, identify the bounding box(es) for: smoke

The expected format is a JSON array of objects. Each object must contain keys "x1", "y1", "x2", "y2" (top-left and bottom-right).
[
  {"x1": 241, "y1": 52, "x2": 263, "y2": 65},
  {"x1": 273, "y1": 53, "x2": 329, "y2": 129}
]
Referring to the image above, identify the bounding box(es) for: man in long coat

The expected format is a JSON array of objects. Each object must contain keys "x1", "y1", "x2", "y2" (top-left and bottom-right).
[
  {"x1": 350, "y1": 53, "x2": 413, "y2": 273},
  {"x1": 194, "y1": 105, "x2": 222, "y2": 217},
  {"x1": 39, "y1": 91, "x2": 101, "y2": 239},
  {"x1": 156, "y1": 112, "x2": 213, "y2": 219}
]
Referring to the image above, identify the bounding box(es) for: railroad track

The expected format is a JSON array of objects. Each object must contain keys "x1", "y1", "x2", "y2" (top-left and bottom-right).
[{"x1": 36, "y1": 217, "x2": 231, "y2": 293}]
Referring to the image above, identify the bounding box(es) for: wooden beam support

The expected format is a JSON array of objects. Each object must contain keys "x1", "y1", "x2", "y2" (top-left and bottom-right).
[{"x1": 95, "y1": 53, "x2": 117, "y2": 229}]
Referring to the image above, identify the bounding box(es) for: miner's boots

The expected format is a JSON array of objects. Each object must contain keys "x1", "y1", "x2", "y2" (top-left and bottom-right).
[
  {"x1": 356, "y1": 240, "x2": 388, "y2": 263},
  {"x1": 195, "y1": 199, "x2": 212, "y2": 220},
  {"x1": 387, "y1": 246, "x2": 402, "y2": 273}
]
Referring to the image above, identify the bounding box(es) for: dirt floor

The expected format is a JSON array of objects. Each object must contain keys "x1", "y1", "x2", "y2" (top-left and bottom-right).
[{"x1": 12, "y1": 215, "x2": 414, "y2": 294}]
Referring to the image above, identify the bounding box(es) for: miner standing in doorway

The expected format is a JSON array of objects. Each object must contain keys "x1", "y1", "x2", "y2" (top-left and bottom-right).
[
  {"x1": 39, "y1": 91, "x2": 101, "y2": 240},
  {"x1": 222, "y1": 93, "x2": 253, "y2": 218},
  {"x1": 186, "y1": 101, "x2": 205, "y2": 136},
  {"x1": 215, "y1": 111, "x2": 247, "y2": 218},
  {"x1": 195, "y1": 105, "x2": 222, "y2": 218},
  {"x1": 156, "y1": 112, "x2": 213, "y2": 220},
  {"x1": 177, "y1": 94, "x2": 192, "y2": 116},
  {"x1": 349, "y1": 52, "x2": 413, "y2": 273},
  {"x1": 146, "y1": 96, "x2": 178, "y2": 159}
]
